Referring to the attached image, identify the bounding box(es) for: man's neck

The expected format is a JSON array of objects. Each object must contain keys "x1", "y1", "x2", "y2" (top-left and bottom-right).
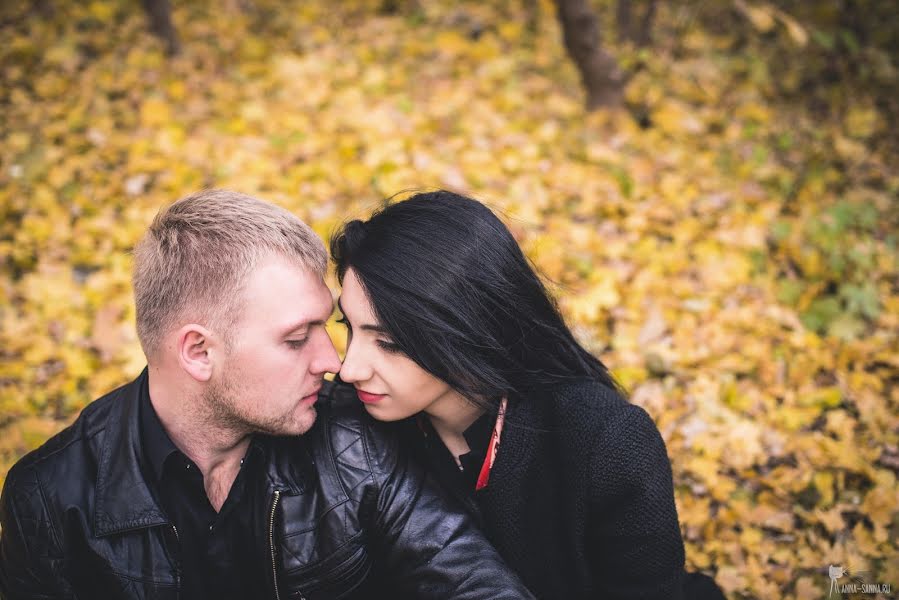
[{"x1": 148, "y1": 369, "x2": 250, "y2": 511}]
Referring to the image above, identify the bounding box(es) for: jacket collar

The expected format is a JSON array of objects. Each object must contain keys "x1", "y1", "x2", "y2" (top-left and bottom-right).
[
  {"x1": 92, "y1": 369, "x2": 314, "y2": 537},
  {"x1": 93, "y1": 368, "x2": 170, "y2": 536}
]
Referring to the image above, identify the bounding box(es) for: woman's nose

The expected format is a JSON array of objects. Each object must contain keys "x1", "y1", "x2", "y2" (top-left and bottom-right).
[{"x1": 338, "y1": 341, "x2": 371, "y2": 384}]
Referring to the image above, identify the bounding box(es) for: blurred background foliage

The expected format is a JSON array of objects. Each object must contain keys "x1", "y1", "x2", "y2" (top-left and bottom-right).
[{"x1": 0, "y1": 0, "x2": 897, "y2": 598}]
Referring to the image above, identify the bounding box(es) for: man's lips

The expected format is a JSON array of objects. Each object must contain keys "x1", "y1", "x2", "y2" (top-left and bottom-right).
[
  {"x1": 356, "y1": 389, "x2": 386, "y2": 404},
  {"x1": 301, "y1": 387, "x2": 322, "y2": 403}
]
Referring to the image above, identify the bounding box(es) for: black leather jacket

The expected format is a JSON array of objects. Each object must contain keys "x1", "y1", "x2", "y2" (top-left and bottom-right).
[{"x1": 0, "y1": 372, "x2": 532, "y2": 599}]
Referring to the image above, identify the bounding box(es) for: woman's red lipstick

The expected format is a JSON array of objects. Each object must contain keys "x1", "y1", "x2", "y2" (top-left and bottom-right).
[{"x1": 356, "y1": 389, "x2": 386, "y2": 404}]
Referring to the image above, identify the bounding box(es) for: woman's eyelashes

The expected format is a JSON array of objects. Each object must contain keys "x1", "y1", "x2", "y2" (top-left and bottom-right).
[
  {"x1": 286, "y1": 338, "x2": 308, "y2": 349},
  {"x1": 336, "y1": 316, "x2": 352, "y2": 342},
  {"x1": 337, "y1": 315, "x2": 402, "y2": 354},
  {"x1": 376, "y1": 339, "x2": 403, "y2": 354}
]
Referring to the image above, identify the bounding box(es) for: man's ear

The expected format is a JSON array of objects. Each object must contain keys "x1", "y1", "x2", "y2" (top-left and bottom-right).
[{"x1": 176, "y1": 324, "x2": 215, "y2": 382}]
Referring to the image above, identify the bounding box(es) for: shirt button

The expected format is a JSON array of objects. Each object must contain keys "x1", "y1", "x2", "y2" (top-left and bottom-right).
[
  {"x1": 209, "y1": 524, "x2": 214, "y2": 532},
  {"x1": 240, "y1": 458, "x2": 245, "y2": 466}
]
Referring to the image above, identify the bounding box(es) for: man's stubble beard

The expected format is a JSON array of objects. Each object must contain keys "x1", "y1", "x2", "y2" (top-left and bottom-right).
[{"x1": 201, "y1": 367, "x2": 317, "y2": 437}]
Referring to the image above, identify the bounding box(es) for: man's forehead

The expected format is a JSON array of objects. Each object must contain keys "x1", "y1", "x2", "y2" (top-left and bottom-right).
[
  {"x1": 281, "y1": 287, "x2": 334, "y2": 328},
  {"x1": 238, "y1": 260, "x2": 334, "y2": 327}
]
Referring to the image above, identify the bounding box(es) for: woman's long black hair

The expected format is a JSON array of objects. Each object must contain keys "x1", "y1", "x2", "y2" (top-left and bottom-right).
[{"x1": 330, "y1": 190, "x2": 622, "y2": 408}]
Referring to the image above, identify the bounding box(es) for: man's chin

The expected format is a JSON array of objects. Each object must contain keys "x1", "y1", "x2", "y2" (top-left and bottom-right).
[
  {"x1": 277, "y1": 406, "x2": 318, "y2": 436},
  {"x1": 247, "y1": 406, "x2": 316, "y2": 438}
]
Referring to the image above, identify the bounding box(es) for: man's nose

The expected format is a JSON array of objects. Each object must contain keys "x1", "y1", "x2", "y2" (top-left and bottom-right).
[
  {"x1": 309, "y1": 328, "x2": 342, "y2": 376},
  {"x1": 337, "y1": 340, "x2": 371, "y2": 384}
]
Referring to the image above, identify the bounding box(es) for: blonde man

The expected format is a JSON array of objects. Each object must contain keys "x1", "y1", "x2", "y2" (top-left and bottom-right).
[{"x1": 0, "y1": 190, "x2": 532, "y2": 600}]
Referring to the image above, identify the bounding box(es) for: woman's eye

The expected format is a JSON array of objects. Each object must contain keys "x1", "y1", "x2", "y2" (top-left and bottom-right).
[
  {"x1": 286, "y1": 339, "x2": 308, "y2": 349},
  {"x1": 376, "y1": 340, "x2": 403, "y2": 355},
  {"x1": 336, "y1": 318, "x2": 353, "y2": 342}
]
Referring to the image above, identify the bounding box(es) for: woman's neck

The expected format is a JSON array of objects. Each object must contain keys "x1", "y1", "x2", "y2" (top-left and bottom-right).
[{"x1": 426, "y1": 394, "x2": 486, "y2": 462}]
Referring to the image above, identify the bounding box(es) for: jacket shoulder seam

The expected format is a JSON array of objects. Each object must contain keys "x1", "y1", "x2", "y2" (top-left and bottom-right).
[
  {"x1": 34, "y1": 466, "x2": 64, "y2": 553},
  {"x1": 11, "y1": 426, "x2": 106, "y2": 480}
]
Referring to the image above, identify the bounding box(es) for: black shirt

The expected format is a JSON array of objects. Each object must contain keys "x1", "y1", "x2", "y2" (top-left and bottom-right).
[
  {"x1": 139, "y1": 380, "x2": 266, "y2": 600},
  {"x1": 413, "y1": 411, "x2": 494, "y2": 495}
]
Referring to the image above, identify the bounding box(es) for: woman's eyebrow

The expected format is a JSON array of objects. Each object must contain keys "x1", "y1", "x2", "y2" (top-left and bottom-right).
[
  {"x1": 336, "y1": 299, "x2": 389, "y2": 333},
  {"x1": 361, "y1": 323, "x2": 389, "y2": 333}
]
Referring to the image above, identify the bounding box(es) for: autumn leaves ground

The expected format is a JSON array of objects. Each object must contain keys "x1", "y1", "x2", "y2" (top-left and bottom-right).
[{"x1": 1, "y1": 1, "x2": 897, "y2": 598}]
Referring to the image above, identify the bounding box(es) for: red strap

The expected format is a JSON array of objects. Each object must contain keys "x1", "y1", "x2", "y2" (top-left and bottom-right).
[{"x1": 475, "y1": 398, "x2": 508, "y2": 491}]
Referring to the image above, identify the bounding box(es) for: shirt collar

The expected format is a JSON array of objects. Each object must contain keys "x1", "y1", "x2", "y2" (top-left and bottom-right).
[
  {"x1": 462, "y1": 409, "x2": 495, "y2": 455},
  {"x1": 139, "y1": 378, "x2": 267, "y2": 482},
  {"x1": 138, "y1": 374, "x2": 180, "y2": 483}
]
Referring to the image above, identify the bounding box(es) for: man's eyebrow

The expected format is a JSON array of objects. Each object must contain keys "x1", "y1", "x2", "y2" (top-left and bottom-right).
[
  {"x1": 282, "y1": 296, "x2": 336, "y2": 333},
  {"x1": 335, "y1": 299, "x2": 389, "y2": 334},
  {"x1": 282, "y1": 317, "x2": 327, "y2": 334}
]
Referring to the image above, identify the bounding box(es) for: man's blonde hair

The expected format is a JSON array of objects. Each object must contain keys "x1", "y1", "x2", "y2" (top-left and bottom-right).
[{"x1": 133, "y1": 189, "x2": 327, "y2": 358}]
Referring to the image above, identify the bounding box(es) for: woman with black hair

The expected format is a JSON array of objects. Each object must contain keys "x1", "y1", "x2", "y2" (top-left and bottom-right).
[{"x1": 330, "y1": 190, "x2": 725, "y2": 600}]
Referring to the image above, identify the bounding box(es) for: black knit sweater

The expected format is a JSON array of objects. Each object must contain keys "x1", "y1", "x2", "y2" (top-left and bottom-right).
[{"x1": 399, "y1": 379, "x2": 722, "y2": 600}]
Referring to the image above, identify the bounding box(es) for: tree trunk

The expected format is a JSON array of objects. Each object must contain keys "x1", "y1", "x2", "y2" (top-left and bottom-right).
[
  {"x1": 634, "y1": 0, "x2": 657, "y2": 46},
  {"x1": 524, "y1": 0, "x2": 540, "y2": 35},
  {"x1": 141, "y1": 0, "x2": 180, "y2": 55},
  {"x1": 36, "y1": 0, "x2": 54, "y2": 18},
  {"x1": 555, "y1": 0, "x2": 624, "y2": 109},
  {"x1": 616, "y1": 0, "x2": 632, "y2": 41},
  {"x1": 617, "y1": 0, "x2": 657, "y2": 46}
]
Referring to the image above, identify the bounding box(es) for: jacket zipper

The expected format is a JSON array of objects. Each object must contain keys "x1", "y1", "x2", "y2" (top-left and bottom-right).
[
  {"x1": 269, "y1": 490, "x2": 303, "y2": 600},
  {"x1": 171, "y1": 524, "x2": 181, "y2": 598}
]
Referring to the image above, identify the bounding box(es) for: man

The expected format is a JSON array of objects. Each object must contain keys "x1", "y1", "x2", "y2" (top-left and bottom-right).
[{"x1": 0, "y1": 190, "x2": 532, "y2": 599}]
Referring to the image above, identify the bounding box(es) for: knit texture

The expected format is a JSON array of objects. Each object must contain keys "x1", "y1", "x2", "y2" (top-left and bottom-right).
[{"x1": 409, "y1": 379, "x2": 725, "y2": 600}]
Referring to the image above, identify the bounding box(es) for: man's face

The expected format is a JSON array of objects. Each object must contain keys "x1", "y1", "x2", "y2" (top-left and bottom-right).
[{"x1": 206, "y1": 254, "x2": 340, "y2": 436}]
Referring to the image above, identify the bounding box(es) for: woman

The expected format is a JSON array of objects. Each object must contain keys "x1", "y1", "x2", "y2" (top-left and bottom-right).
[{"x1": 330, "y1": 190, "x2": 724, "y2": 600}]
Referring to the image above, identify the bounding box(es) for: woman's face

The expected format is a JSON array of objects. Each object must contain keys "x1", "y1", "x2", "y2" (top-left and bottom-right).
[{"x1": 338, "y1": 268, "x2": 462, "y2": 421}]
